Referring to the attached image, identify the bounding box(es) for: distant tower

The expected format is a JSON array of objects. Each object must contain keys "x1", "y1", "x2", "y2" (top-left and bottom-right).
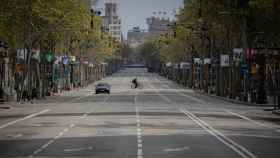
[
  {"x1": 146, "y1": 11, "x2": 171, "y2": 37},
  {"x1": 102, "y1": 1, "x2": 122, "y2": 42},
  {"x1": 105, "y1": 2, "x2": 118, "y2": 24}
]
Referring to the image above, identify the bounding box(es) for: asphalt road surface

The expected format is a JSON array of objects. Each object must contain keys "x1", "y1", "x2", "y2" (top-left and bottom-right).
[{"x1": 0, "y1": 67, "x2": 280, "y2": 158}]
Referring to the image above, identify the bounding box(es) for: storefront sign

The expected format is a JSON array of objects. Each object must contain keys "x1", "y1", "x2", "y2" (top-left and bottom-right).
[
  {"x1": 17, "y1": 49, "x2": 27, "y2": 60},
  {"x1": 233, "y1": 48, "x2": 243, "y2": 62},
  {"x1": 220, "y1": 55, "x2": 230, "y2": 67},
  {"x1": 31, "y1": 48, "x2": 40, "y2": 61},
  {"x1": 166, "y1": 62, "x2": 172, "y2": 67},
  {"x1": 251, "y1": 63, "x2": 258, "y2": 74},
  {"x1": 69, "y1": 56, "x2": 76, "y2": 63},
  {"x1": 245, "y1": 49, "x2": 256, "y2": 61},
  {"x1": 0, "y1": 41, "x2": 8, "y2": 57},
  {"x1": 15, "y1": 63, "x2": 24, "y2": 72},
  {"x1": 241, "y1": 64, "x2": 249, "y2": 75},
  {"x1": 62, "y1": 56, "x2": 69, "y2": 65},
  {"x1": 203, "y1": 58, "x2": 211, "y2": 64},
  {"x1": 194, "y1": 58, "x2": 202, "y2": 64},
  {"x1": 47, "y1": 53, "x2": 54, "y2": 62},
  {"x1": 180, "y1": 62, "x2": 191, "y2": 69},
  {"x1": 89, "y1": 63, "x2": 94, "y2": 67}
]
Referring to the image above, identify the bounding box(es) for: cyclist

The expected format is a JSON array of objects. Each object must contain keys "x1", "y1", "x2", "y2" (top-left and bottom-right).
[{"x1": 132, "y1": 78, "x2": 138, "y2": 88}]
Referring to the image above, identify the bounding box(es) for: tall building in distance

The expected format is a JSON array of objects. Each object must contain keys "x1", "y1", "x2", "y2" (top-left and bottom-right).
[
  {"x1": 127, "y1": 27, "x2": 148, "y2": 48},
  {"x1": 146, "y1": 16, "x2": 171, "y2": 37},
  {"x1": 102, "y1": 2, "x2": 122, "y2": 42},
  {"x1": 127, "y1": 13, "x2": 172, "y2": 48}
]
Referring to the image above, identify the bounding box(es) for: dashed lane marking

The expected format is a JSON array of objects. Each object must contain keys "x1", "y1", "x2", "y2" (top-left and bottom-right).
[
  {"x1": 135, "y1": 92, "x2": 144, "y2": 158},
  {"x1": 28, "y1": 95, "x2": 111, "y2": 157}
]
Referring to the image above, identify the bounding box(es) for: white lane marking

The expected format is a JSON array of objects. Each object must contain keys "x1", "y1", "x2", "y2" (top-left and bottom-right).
[
  {"x1": 154, "y1": 74, "x2": 206, "y2": 105},
  {"x1": 54, "y1": 135, "x2": 60, "y2": 140},
  {"x1": 30, "y1": 123, "x2": 43, "y2": 127},
  {"x1": 64, "y1": 146, "x2": 93, "y2": 152},
  {"x1": 138, "y1": 148, "x2": 143, "y2": 155},
  {"x1": 28, "y1": 94, "x2": 111, "y2": 157},
  {"x1": 226, "y1": 110, "x2": 279, "y2": 130},
  {"x1": 181, "y1": 109, "x2": 258, "y2": 158},
  {"x1": 31, "y1": 148, "x2": 42, "y2": 155},
  {"x1": 59, "y1": 132, "x2": 64, "y2": 136},
  {"x1": 29, "y1": 128, "x2": 67, "y2": 157},
  {"x1": 150, "y1": 74, "x2": 258, "y2": 158},
  {"x1": 30, "y1": 138, "x2": 56, "y2": 157},
  {"x1": 0, "y1": 109, "x2": 50, "y2": 130},
  {"x1": 70, "y1": 124, "x2": 75, "y2": 128},
  {"x1": 79, "y1": 116, "x2": 86, "y2": 119},
  {"x1": 135, "y1": 93, "x2": 144, "y2": 158},
  {"x1": 163, "y1": 146, "x2": 190, "y2": 152},
  {"x1": 6, "y1": 133, "x2": 23, "y2": 138},
  {"x1": 178, "y1": 93, "x2": 207, "y2": 105},
  {"x1": 154, "y1": 76, "x2": 170, "y2": 89},
  {"x1": 63, "y1": 128, "x2": 69, "y2": 132}
]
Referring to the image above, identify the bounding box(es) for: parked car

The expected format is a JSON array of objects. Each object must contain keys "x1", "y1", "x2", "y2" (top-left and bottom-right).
[{"x1": 95, "y1": 83, "x2": 111, "y2": 94}]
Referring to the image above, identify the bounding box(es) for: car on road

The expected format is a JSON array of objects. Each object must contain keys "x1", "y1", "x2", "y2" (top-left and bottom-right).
[{"x1": 95, "y1": 83, "x2": 111, "y2": 94}]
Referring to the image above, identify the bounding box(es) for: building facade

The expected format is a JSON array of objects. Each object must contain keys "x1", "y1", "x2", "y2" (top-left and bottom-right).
[
  {"x1": 127, "y1": 27, "x2": 148, "y2": 48},
  {"x1": 102, "y1": 2, "x2": 122, "y2": 42},
  {"x1": 146, "y1": 16, "x2": 171, "y2": 37}
]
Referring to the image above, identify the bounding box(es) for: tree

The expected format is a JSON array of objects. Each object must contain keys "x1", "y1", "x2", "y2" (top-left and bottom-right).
[{"x1": 0, "y1": 0, "x2": 121, "y2": 100}]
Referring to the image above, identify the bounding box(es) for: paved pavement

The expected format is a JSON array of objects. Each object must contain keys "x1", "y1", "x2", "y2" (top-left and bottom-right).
[{"x1": 0, "y1": 67, "x2": 280, "y2": 158}]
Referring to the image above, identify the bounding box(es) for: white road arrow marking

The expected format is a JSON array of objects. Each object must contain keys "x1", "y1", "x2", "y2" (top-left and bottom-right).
[
  {"x1": 64, "y1": 146, "x2": 93, "y2": 152},
  {"x1": 163, "y1": 146, "x2": 190, "y2": 152}
]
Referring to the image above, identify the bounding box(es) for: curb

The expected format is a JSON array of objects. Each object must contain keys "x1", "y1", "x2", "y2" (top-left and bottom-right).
[
  {"x1": 195, "y1": 91, "x2": 274, "y2": 107},
  {"x1": 272, "y1": 110, "x2": 280, "y2": 115},
  {"x1": 0, "y1": 105, "x2": 11, "y2": 110}
]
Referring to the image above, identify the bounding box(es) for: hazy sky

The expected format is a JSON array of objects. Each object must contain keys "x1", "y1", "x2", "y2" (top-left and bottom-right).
[{"x1": 96, "y1": 0, "x2": 184, "y2": 39}]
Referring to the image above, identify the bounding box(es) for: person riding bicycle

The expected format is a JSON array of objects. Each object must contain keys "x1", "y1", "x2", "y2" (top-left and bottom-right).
[{"x1": 132, "y1": 78, "x2": 138, "y2": 88}]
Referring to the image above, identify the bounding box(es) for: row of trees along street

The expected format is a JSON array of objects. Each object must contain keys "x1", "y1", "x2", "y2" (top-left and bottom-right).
[
  {"x1": 140, "y1": 0, "x2": 280, "y2": 108},
  {"x1": 0, "y1": 0, "x2": 125, "y2": 102}
]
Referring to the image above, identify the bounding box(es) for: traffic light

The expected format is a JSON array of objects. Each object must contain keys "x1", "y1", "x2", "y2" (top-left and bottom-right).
[{"x1": 90, "y1": 9, "x2": 102, "y2": 16}]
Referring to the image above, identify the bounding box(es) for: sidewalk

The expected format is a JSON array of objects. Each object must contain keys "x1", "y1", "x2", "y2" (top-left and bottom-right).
[
  {"x1": 0, "y1": 83, "x2": 97, "y2": 111},
  {"x1": 195, "y1": 90, "x2": 274, "y2": 107},
  {"x1": 0, "y1": 103, "x2": 12, "y2": 110}
]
